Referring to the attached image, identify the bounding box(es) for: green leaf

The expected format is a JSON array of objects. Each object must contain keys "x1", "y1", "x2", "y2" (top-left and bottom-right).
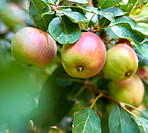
[
  {"x1": 62, "y1": 11, "x2": 87, "y2": 23},
  {"x1": 103, "y1": 7, "x2": 126, "y2": 17},
  {"x1": 48, "y1": 16, "x2": 81, "y2": 44},
  {"x1": 111, "y1": 23, "x2": 146, "y2": 44},
  {"x1": 134, "y1": 49, "x2": 148, "y2": 65},
  {"x1": 136, "y1": 16, "x2": 148, "y2": 24},
  {"x1": 132, "y1": 114, "x2": 148, "y2": 133},
  {"x1": 41, "y1": 6, "x2": 55, "y2": 17},
  {"x1": 84, "y1": 7, "x2": 115, "y2": 22},
  {"x1": 72, "y1": 108, "x2": 101, "y2": 133},
  {"x1": 29, "y1": 0, "x2": 54, "y2": 31},
  {"x1": 109, "y1": 105, "x2": 140, "y2": 133},
  {"x1": 115, "y1": 16, "x2": 148, "y2": 35},
  {"x1": 135, "y1": 42, "x2": 148, "y2": 60},
  {"x1": 99, "y1": 17, "x2": 111, "y2": 28},
  {"x1": 36, "y1": 66, "x2": 76, "y2": 127},
  {"x1": 98, "y1": 0, "x2": 122, "y2": 9},
  {"x1": 115, "y1": 16, "x2": 142, "y2": 30},
  {"x1": 140, "y1": 110, "x2": 148, "y2": 119},
  {"x1": 67, "y1": 0, "x2": 89, "y2": 4},
  {"x1": 137, "y1": 23, "x2": 148, "y2": 35}
]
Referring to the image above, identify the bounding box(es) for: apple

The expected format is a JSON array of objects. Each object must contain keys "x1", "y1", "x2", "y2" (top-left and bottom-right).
[
  {"x1": 11, "y1": 27, "x2": 57, "y2": 67},
  {"x1": 103, "y1": 44, "x2": 138, "y2": 80},
  {"x1": 61, "y1": 32, "x2": 106, "y2": 78},
  {"x1": 109, "y1": 75, "x2": 144, "y2": 107}
]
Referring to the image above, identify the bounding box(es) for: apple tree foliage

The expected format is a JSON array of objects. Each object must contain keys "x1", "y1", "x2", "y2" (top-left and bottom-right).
[{"x1": 0, "y1": 0, "x2": 148, "y2": 132}]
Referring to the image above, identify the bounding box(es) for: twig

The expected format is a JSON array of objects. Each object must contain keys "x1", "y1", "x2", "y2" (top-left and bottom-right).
[
  {"x1": 102, "y1": 94, "x2": 120, "y2": 104},
  {"x1": 90, "y1": 93, "x2": 103, "y2": 108}
]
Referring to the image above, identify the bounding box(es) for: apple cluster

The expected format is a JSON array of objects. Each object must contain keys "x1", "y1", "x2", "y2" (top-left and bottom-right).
[{"x1": 11, "y1": 27, "x2": 144, "y2": 107}]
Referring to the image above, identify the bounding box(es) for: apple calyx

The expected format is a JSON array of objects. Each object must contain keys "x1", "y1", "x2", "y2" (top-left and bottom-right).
[
  {"x1": 76, "y1": 66, "x2": 83, "y2": 72},
  {"x1": 125, "y1": 71, "x2": 131, "y2": 77}
]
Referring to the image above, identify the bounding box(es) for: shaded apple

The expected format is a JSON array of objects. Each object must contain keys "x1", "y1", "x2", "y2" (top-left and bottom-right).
[
  {"x1": 103, "y1": 44, "x2": 138, "y2": 80},
  {"x1": 109, "y1": 75, "x2": 144, "y2": 107},
  {"x1": 61, "y1": 32, "x2": 106, "y2": 78},
  {"x1": 11, "y1": 27, "x2": 57, "y2": 67}
]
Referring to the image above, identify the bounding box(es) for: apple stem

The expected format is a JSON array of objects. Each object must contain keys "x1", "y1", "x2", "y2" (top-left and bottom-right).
[{"x1": 76, "y1": 66, "x2": 83, "y2": 72}]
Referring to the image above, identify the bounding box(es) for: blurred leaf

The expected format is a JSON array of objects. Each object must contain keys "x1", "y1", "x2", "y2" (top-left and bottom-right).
[
  {"x1": 62, "y1": 11, "x2": 87, "y2": 23},
  {"x1": 136, "y1": 16, "x2": 148, "y2": 24},
  {"x1": 137, "y1": 23, "x2": 148, "y2": 35},
  {"x1": 111, "y1": 23, "x2": 146, "y2": 44},
  {"x1": 97, "y1": 101, "x2": 111, "y2": 133},
  {"x1": 98, "y1": 0, "x2": 122, "y2": 9},
  {"x1": 67, "y1": 0, "x2": 89, "y2": 4},
  {"x1": 59, "y1": 117, "x2": 73, "y2": 132},
  {"x1": 36, "y1": 66, "x2": 78, "y2": 127},
  {"x1": 135, "y1": 42, "x2": 148, "y2": 60},
  {"x1": 132, "y1": 2, "x2": 147, "y2": 15},
  {"x1": 121, "y1": 0, "x2": 147, "y2": 15},
  {"x1": 48, "y1": 16, "x2": 81, "y2": 44},
  {"x1": 142, "y1": 78, "x2": 148, "y2": 108},
  {"x1": 0, "y1": 52, "x2": 45, "y2": 132},
  {"x1": 103, "y1": 7, "x2": 126, "y2": 17},
  {"x1": 132, "y1": 114, "x2": 148, "y2": 133},
  {"x1": 135, "y1": 49, "x2": 148, "y2": 65},
  {"x1": 109, "y1": 105, "x2": 140, "y2": 133},
  {"x1": 29, "y1": 0, "x2": 54, "y2": 31},
  {"x1": 140, "y1": 110, "x2": 148, "y2": 119},
  {"x1": 72, "y1": 108, "x2": 101, "y2": 133}
]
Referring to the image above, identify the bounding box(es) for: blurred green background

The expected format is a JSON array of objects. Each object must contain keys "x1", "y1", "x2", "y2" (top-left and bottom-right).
[{"x1": 0, "y1": 0, "x2": 57, "y2": 132}]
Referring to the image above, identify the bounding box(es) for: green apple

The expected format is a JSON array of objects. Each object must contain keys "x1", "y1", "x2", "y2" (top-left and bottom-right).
[
  {"x1": 109, "y1": 75, "x2": 144, "y2": 107},
  {"x1": 103, "y1": 44, "x2": 138, "y2": 80},
  {"x1": 11, "y1": 27, "x2": 57, "y2": 67},
  {"x1": 61, "y1": 32, "x2": 106, "y2": 78}
]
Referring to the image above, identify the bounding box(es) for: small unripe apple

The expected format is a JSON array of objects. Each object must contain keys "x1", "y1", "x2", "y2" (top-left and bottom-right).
[
  {"x1": 103, "y1": 44, "x2": 138, "y2": 80},
  {"x1": 109, "y1": 75, "x2": 144, "y2": 107},
  {"x1": 11, "y1": 27, "x2": 57, "y2": 67},
  {"x1": 61, "y1": 32, "x2": 106, "y2": 78}
]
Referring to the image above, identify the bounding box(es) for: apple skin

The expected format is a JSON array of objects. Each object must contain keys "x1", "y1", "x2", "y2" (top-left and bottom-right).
[
  {"x1": 61, "y1": 32, "x2": 106, "y2": 78},
  {"x1": 11, "y1": 27, "x2": 57, "y2": 67},
  {"x1": 103, "y1": 44, "x2": 138, "y2": 81},
  {"x1": 109, "y1": 75, "x2": 144, "y2": 107}
]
